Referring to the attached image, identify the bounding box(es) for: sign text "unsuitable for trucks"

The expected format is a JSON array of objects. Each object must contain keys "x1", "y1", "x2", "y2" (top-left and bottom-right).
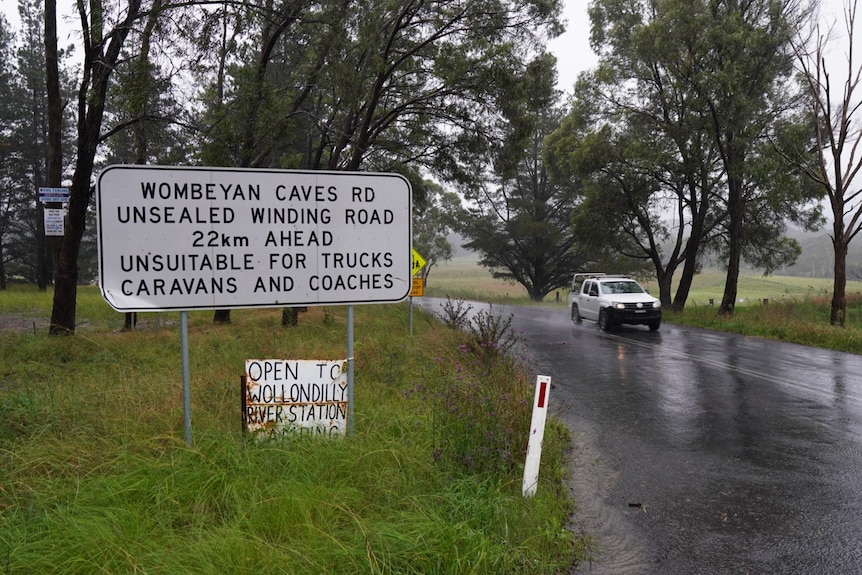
[{"x1": 97, "y1": 165, "x2": 412, "y2": 311}]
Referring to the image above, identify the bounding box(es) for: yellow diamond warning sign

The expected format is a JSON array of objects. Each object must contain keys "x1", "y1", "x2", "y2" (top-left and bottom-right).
[{"x1": 411, "y1": 249, "x2": 427, "y2": 277}]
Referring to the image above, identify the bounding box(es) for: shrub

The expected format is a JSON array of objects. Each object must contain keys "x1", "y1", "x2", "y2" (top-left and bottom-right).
[{"x1": 439, "y1": 297, "x2": 473, "y2": 329}]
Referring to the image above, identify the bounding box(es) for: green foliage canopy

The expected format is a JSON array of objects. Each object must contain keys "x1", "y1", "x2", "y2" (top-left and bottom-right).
[{"x1": 547, "y1": 0, "x2": 823, "y2": 311}]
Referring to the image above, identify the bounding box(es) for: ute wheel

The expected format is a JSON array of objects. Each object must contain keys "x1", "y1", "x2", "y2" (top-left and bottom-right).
[
  {"x1": 598, "y1": 309, "x2": 613, "y2": 332},
  {"x1": 648, "y1": 319, "x2": 661, "y2": 331},
  {"x1": 571, "y1": 304, "x2": 582, "y2": 323}
]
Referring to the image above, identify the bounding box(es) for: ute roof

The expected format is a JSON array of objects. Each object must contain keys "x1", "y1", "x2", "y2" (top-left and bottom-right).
[{"x1": 571, "y1": 272, "x2": 635, "y2": 290}]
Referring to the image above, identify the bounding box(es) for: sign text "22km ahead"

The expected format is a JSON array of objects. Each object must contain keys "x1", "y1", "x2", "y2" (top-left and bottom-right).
[{"x1": 96, "y1": 165, "x2": 413, "y2": 312}]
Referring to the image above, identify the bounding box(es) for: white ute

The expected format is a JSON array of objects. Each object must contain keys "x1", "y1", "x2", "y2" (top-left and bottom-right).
[{"x1": 567, "y1": 273, "x2": 661, "y2": 331}]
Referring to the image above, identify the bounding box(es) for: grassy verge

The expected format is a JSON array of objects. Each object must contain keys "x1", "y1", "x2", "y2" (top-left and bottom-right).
[
  {"x1": 642, "y1": 270, "x2": 862, "y2": 354},
  {"x1": 666, "y1": 295, "x2": 862, "y2": 353},
  {"x1": 7, "y1": 261, "x2": 853, "y2": 571},
  {"x1": 0, "y1": 285, "x2": 588, "y2": 574}
]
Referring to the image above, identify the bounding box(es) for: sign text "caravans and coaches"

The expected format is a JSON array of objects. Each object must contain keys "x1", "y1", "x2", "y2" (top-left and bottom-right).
[{"x1": 96, "y1": 166, "x2": 412, "y2": 311}]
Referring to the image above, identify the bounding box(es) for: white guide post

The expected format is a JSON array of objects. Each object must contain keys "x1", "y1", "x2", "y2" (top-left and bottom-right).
[{"x1": 522, "y1": 374, "x2": 551, "y2": 497}]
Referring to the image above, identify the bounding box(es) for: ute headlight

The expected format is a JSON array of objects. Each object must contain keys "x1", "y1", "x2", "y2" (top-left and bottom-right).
[
  {"x1": 652, "y1": 301, "x2": 661, "y2": 309},
  {"x1": 613, "y1": 302, "x2": 626, "y2": 310}
]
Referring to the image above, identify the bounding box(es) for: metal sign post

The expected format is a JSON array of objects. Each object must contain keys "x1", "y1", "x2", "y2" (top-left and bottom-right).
[
  {"x1": 347, "y1": 305, "x2": 355, "y2": 436},
  {"x1": 181, "y1": 311, "x2": 192, "y2": 445}
]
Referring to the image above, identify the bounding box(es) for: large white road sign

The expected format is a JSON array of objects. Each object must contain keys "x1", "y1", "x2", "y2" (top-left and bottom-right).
[{"x1": 97, "y1": 165, "x2": 412, "y2": 311}]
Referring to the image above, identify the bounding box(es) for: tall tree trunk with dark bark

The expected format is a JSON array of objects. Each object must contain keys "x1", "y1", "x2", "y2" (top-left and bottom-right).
[
  {"x1": 831, "y1": 216, "x2": 848, "y2": 327},
  {"x1": 719, "y1": 181, "x2": 744, "y2": 316},
  {"x1": 49, "y1": 0, "x2": 142, "y2": 334}
]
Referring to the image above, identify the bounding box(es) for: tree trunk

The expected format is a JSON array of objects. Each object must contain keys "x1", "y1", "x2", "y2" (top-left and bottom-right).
[
  {"x1": 719, "y1": 165, "x2": 745, "y2": 317},
  {"x1": 0, "y1": 242, "x2": 5, "y2": 290},
  {"x1": 673, "y1": 255, "x2": 696, "y2": 312},
  {"x1": 657, "y1": 269, "x2": 673, "y2": 308},
  {"x1": 34, "y1": 180, "x2": 53, "y2": 292},
  {"x1": 45, "y1": 0, "x2": 73, "y2": 333},
  {"x1": 719, "y1": 225, "x2": 742, "y2": 317},
  {"x1": 672, "y1": 204, "x2": 708, "y2": 312},
  {"x1": 43, "y1": 0, "x2": 62, "y2": 294},
  {"x1": 213, "y1": 309, "x2": 231, "y2": 323},
  {"x1": 831, "y1": 230, "x2": 847, "y2": 327},
  {"x1": 51, "y1": 162, "x2": 95, "y2": 333},
  {"x1": 49, "y1": 0, "x2": 141, "y2": 334},
  {"x1": 282, "y1": 308, "x2": 298, "y2": 326},
  {"x1": 50, "y1": 229, "x2": 81, "y2": 334}
]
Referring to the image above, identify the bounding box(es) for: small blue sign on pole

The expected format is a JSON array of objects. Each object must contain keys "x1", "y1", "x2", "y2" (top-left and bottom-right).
[{"x1": 38, "y1": 187, "x2": 70, "y2": 203}]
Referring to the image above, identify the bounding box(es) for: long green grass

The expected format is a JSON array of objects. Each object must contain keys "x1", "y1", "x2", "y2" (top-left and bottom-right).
[
  {"x1": 0, "y1": 285, "x2": 587, "y2": 574},
  {"x1": 667, "y1": 294, "x2": 862, "y2": 352},
  {"x1": 9, "y1": 260, "x2": 849, "y2": 572}
]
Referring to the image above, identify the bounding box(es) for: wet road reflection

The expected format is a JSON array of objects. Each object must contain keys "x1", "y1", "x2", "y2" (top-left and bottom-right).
[{"x1": 417, "y1": 299, "x2": 862, "y2": 574}]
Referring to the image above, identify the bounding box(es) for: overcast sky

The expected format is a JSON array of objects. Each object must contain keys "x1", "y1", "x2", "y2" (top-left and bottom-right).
[{"x1": 549, "y1": 0, "x2": 597, "y2": 93}]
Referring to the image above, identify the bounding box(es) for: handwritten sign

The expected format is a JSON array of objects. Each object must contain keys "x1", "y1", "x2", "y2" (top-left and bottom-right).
[{"x1": 243, "y1": 359, "x2": 348, "y2": 438}]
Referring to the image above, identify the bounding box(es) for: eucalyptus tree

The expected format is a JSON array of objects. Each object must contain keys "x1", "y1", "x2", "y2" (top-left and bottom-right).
[
  {"x1": 196, "y1": 0, "x2": 563, "y2": 183},
  {"x1": 546, "y1": 70, "x2": 725, "y2": 309},
  {"x1": 560, "y1": 0, "x2": 821, "y2": 315},
  {"x1": 98, "y1": 0, "x2": 192, "y2": 328},
  {"x1": 32, "y1": 0, "x2": 565, "y2": 329},
  {"x1": 193, "y1": 0, "x2": 320, "y2": 323},
  {"x1": 46, "y1": 0, "x2": 150, "y2": 334},
  {"x1": 548, "y1": 84, "x2": 819, "y2": 311},
  {"x1": 191, "y1": 0, "x2": 564, "y2": 319},
  {"x1": 661, "y1": 0, "x2": 819, "y2": 315},
  {"x1": 102, "y1": 0, "x2": 190, "y2": 168}
]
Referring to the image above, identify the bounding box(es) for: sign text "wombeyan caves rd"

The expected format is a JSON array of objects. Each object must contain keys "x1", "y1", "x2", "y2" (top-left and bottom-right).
[{"x1": 97, "y1": 165, "x2": 412, "y2": 311}]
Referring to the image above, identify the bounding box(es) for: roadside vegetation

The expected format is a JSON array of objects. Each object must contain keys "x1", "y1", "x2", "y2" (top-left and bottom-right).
[
  {"x1": 667, "y1": 294, "x2": 862, "y2": 354},
  {"x1": 651, "y1": 273, "x2": 862, "y2": 354},
  {"x1": 0, "y1": 285, "x2": 589, "y2": 574},
  {"x1": 3, "y1": 261, "x2": 859, "y2": 572}
]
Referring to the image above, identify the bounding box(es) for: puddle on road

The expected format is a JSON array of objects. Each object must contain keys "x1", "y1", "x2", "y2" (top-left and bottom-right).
[{"x1": 562, "y1": 412, "x2": 651, "y2": 575}]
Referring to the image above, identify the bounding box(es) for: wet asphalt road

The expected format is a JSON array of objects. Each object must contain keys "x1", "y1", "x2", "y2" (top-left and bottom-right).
[{"x1": 418, "y1": 299, "x2": 862, "y2": 574}]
